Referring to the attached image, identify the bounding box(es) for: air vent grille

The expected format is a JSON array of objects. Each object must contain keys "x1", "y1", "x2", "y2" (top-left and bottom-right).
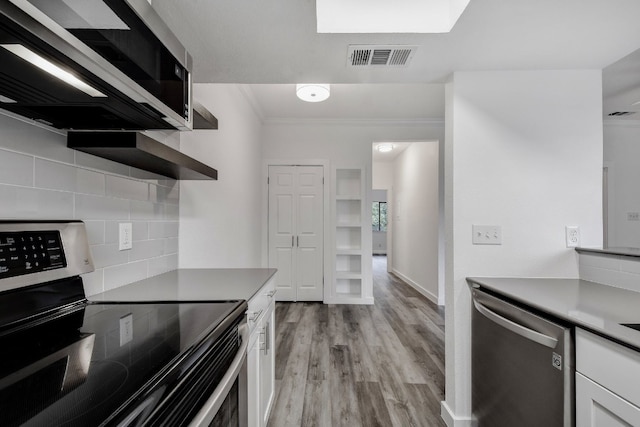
[
  {"x1": 608, "y1": 111, "x2": 636, "y2": 117},
  {"x1": 347, "y1": 45, "x2": 417, "y2": 67}
]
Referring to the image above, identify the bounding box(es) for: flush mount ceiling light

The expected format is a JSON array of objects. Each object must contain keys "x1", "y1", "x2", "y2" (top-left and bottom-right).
[
  {"x1": 377, "y1": 144, "x2": 394, "y2": 153},
  {"x1": 0, "y1": 44, "x2": 106, "y2": 98},
  {"x1": 316, "y1": 0, "x2": 470, "y2": 33},
  {"x1": 296, "y1": 84, "x2": 330, "y2": 103}
]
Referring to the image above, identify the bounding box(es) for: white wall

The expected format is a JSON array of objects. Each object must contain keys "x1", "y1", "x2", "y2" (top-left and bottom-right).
[
  {"x1": 603, "y1": 121, "x2": 640, "y2": 248},
  {"x1": 373, "y1": 161, "x2": 394, "y2": 266},
  {"x1": 262, "y1": 120, "x2": 444, "y2": 302},
  {"x1": 0, "y1": 114, "x2": 180, "y2": 296},
  {"x1": 179, "y1": 84, "x2": 263, "y2": 267},
  {"x1": 443, "y1": 70, "x2": 603, "y2": 426},
  {"x1": 391, "y1": 142, "x2": 440, "y2": 304}
]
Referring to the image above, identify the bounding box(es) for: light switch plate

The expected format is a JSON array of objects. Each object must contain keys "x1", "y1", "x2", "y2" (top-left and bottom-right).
[
  {"x1": 472, "y1": 225, "x2": 502, "y2": 245},
  {"x1": 119, "y1": 222, "x2": 132, "y2": 251}
]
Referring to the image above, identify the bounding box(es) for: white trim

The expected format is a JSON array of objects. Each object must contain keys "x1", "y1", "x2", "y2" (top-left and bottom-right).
[
  {"x1": 391, "y1": 269, "x2": 439, "y2": 305},
  {"x1": 264, "y1": 117, "x2": 445, "y2": 126},
  {"x1": 441, "y1": 401, "x2": 474, "y2": 427},
  {"x1": 324, "y1": 296, "x2": 374, "y2": 305}
]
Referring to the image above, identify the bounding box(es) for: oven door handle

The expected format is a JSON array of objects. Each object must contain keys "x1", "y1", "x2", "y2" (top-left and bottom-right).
[{"x1": 188, "y1": 323, "x2": 249, "y2": 427}]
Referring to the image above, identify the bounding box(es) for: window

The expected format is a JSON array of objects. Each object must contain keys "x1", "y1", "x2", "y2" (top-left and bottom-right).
[{"x1": 372, "y1": 201, "x2": 387, "y2": 231}]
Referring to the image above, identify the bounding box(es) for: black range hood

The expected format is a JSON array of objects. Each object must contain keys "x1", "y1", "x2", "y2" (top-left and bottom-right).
[{"x1": 68, "y1": 132, "x2": 217, "y2": 180}]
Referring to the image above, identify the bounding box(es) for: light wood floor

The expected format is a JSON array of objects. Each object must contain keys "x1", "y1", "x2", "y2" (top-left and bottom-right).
[{"x1": 267, "y1": 256, "x2": 446, "y2": 427}]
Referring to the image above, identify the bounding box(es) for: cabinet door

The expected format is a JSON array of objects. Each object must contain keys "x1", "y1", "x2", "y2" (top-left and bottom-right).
[
  {"x1": 247, "y1": 331, "x2": 261, "y2": 427},
  {"x1": 576, "y1": 372, "x2": 640, "y2": 426},
  {"x1": 260, "y1": 302, "x2": 276, "y2": 426},
  {"x1": 268, "y1": 165, "x2": 323, "y2": 301}
]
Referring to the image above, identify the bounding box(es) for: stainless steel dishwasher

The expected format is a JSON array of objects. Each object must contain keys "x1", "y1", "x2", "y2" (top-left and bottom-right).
[{"x1": 471, "y1": 285, "x2": 574, "y2": 427}]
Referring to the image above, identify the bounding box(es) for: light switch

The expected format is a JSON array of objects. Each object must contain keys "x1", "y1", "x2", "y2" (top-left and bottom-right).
[{"x1": 472, "y1": 225, "x2": 502, "y2": 245}]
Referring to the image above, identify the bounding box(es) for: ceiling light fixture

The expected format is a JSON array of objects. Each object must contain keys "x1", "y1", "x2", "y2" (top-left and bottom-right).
[
  {"x1": 296, "y1": 84, "x2": 330, "y2": 102},
  {"x1": 377, "y1": 144, "x2": 394, "y2": 153},
  {"x1": 0, "y1": 44, "x2": 107, "y2": 98}
]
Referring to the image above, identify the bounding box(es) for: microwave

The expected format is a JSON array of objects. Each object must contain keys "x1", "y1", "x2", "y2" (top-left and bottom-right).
[{"x1": 0, "y1": 0, "x2": 192, "y2": 130}]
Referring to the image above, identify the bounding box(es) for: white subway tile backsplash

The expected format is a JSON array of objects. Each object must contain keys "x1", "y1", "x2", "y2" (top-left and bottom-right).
[
  {"x1": 148, "y1": 254, "x2": 178, "y2": 277},
  {"x1": 619, "y1": 257, "x2": 640, "y2": 275},
  {"x1": 164, "y1": 237, "x2": 179, "y2": 254},
  {"x1": 84, "y1": 221, "x2": 105, "y2": 245},
  {"x1": 164, "y1": 204, "x2": 179, "y2": 220},
  {"x1": 35, "y1": 159, "x2": 105, "y2": 195},
  {"x1": 132, "y1": 221, "x2": 149, "y2": 241},
  {"x1": 578, "y1": 252, "x2": 620, "y2": 270},
  {"x1": 0, "y1": 113, "x2": 74, "y2": 163},
  {"x1": 151, "y1": 183, "x2": 179, "y2": 204},
  {"x1": 90, "y1": 243, "x2": 130, "y2": 268},
  {"x1": 104, "y1": 261, "x2": 148, "y2": 291},
  {"x1": 106, "y1": 175, "x2": 149, "y2": 201},
  {"x1": 81, "y1": 269, "x2": 105, "y2": 296},
  {"x1": 129, "y1": 239, "x2": 164, "y2": 262},
  {"x1": 0, "y1": 186, "x2": 74, "y2": 219},
  {"x1": 149, "y1": 221, "x2": 179, "y2": 239},
  {"x1": 76, "y1": 194, "x2": 130, "y2": 220},
  {"x1": 0, "y1": 113, "x2": 179, "y2": 294},
  {"x1": 130, "y1": 200, "x2": 159, "y2": 220},
  {"x1": 579, "y1": 252, "x2": 640, "y2": 293},
  {"x1": 0, "y1": 150, "x2": 33, "y2": 186}
]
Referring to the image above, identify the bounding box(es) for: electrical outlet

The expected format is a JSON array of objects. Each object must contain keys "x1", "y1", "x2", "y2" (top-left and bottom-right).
[
  {"x1": 119, "y1": 313, "x2": 133, "y2": 346},
  {"x1": 565, "y1": 226, "x2": 580, "y2": 248},
  {"x1": 119, "y1": 222, "x2": 132, "y2": 251},
  {"x1": 472, "y1": 225, "x2": 502, "y2": 245},
  {"x1": 628, "y1": 212, "x2": 640, "y2": 221}
]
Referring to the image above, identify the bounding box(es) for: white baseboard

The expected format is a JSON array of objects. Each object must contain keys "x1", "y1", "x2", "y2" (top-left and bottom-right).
[
  {"x1": 441, "y1": 401, "x2": 474, "y2": 427},
  {"x1": 390, "y1": 268, "x2": 439, "y2": 305},
  {"x1": 323, "y1": 296, "x2": 375, "y2": 305}
]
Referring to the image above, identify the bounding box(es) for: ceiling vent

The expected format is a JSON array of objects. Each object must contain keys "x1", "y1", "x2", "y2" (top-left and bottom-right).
[
  {"x1": 608, "y1": 111, "x2": 636, "y2": 117},
  {"x1": 347, "y1": 45, "x2": 417, "y2": 67}
]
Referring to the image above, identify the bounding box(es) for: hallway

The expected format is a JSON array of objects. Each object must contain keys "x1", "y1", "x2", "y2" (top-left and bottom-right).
[{"x1": 267, "y1": 256, "x2": 446, "y2": 426}]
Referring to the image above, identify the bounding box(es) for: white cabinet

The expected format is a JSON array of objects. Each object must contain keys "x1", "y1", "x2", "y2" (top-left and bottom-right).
[
  {"x1": 576, "y1": 328, "x2": 640, "y2": 427},
  {"x1": 246, "y1": 277, "x2": 276, "y2": 427}
]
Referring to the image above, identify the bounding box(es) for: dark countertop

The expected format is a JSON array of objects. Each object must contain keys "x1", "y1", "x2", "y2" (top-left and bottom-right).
[
  {"x1": 90, "y1": 268, "x2": 277, "y2": 302},
  {"x1": 576, "y1": 246, "x2": 640, "y2": 258},
  {"x1": 466, "y1": 277, "x2": 640, "y2": 351}
]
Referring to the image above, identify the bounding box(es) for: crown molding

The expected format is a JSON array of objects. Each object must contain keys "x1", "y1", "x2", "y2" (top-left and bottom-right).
[{"x1": 263, "y1": 117, "x2": 445, "y2": 126}]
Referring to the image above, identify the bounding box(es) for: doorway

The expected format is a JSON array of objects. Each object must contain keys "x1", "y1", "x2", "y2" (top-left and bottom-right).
[{"x1": 268, "y1": 165, "x2": 324, "y2": 301}]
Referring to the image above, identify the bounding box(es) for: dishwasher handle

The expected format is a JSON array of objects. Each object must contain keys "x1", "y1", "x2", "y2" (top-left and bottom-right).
[{"x1": 473, "y1": 298, "x2": 558, "y2": 349}]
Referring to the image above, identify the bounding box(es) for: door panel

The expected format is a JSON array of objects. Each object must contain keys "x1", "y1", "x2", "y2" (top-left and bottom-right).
[{"x1": 268, "y1": 165, "x2": 323, "y2": 301}]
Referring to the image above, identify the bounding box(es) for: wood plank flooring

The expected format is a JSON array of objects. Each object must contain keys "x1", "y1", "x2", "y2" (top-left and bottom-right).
[{"x1": 267, "y1": 256, "x2": 446, "y2": 427}]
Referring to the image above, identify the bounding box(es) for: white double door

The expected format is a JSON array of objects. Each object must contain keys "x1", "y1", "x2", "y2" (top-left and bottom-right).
[{"x1": 268, "y1": 165, "x2": 323, "y2": 301}]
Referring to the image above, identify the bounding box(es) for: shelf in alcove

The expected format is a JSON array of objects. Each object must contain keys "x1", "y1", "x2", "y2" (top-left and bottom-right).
[
  {"x1": 336, "y1": 248, "x2": 362, "y2": 255},
  {"x1": 336, "y1": 195, "x2": 361, "y2": 201}
]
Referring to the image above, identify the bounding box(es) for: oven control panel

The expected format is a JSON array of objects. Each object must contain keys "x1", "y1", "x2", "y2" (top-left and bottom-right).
[{"x1": 0, "y1": 231, "x2": 67, "y2": 279}]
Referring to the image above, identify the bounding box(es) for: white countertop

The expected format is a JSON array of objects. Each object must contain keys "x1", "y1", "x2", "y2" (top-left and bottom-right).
[
  {"x1": 90, "y1": 268, "x2": 277, "y2": 302},
  {"x1": 467, "y1": 277, "x2": 640, "y2": 351}
]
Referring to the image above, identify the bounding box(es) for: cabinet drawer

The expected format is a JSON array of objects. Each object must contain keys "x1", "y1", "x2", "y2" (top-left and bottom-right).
[
  {"x1": 576, "y1": 328, "x2": 640, "y2": 408},
  {"x1": 247, "y1": 277, "x2": 276, "y2": 331}
]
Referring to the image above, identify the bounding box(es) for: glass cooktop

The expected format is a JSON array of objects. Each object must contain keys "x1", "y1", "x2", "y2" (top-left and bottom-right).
[{"x1": 0, "y1": 299, "x2": 243, "y2": 427}]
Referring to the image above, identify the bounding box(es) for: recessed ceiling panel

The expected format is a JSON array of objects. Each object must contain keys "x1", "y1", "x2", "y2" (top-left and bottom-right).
[{"x1": 316, "y1": 0, "x2": 470, "y2": 33}]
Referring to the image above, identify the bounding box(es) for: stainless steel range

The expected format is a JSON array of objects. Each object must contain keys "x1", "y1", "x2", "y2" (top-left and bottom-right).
[{"x1": 0, "y1": 220, "x2": 248, "y2": 426}]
